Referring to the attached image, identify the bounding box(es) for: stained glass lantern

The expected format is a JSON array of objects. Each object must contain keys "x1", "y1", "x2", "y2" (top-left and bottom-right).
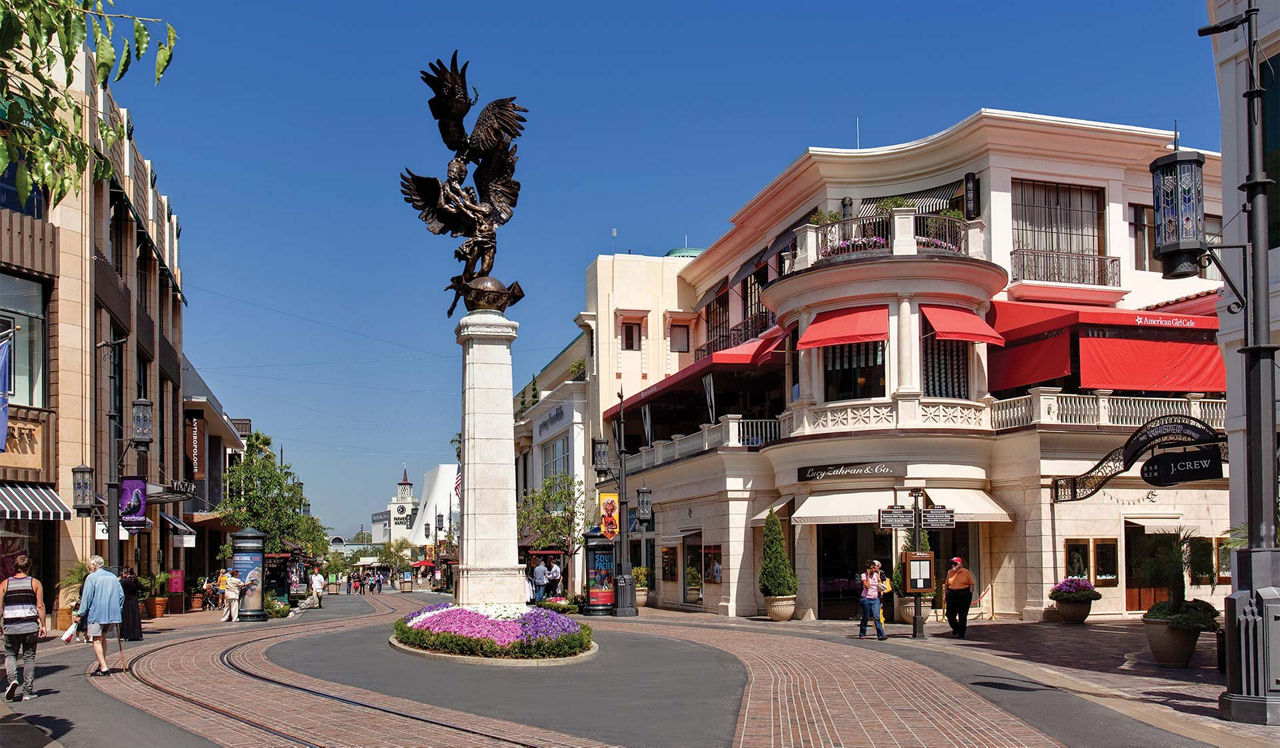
[
  {"x1": 72, "y1": 464, "x2": 95, "y2": 515},
  {"x1": 592, "y1": 437, "x2": 610, "y2": 477},
  {"x1": 1149, "y1": 149, "x2": 1207, "y2": 279},
  {"x1": 131, "y1": 398, "x2": 154, "y2": 452}
]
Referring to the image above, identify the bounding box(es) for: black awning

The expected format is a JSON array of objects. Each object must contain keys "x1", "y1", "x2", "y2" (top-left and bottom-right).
[{"x1": 0, "y1": 483, "x2": 71, "y2": 521}]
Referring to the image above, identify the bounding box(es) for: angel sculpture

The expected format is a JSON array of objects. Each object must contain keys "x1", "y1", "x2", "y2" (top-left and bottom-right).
[{"x1": 401, "y1": 52, "x2": 527, "y2": 316}]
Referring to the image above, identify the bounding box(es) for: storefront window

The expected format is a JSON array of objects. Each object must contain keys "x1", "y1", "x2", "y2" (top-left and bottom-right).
[
  {"x1": 703, "y1": 544, "x2": 722, "y2": 585},
  {"x1": 683, "y1": 533, "x2": 702, "y2": 604},
  {"x1": 0, "y1": 273, "x2": 46, "y2": 408},
  {"x1": 922, "y1": 318, "x2": 969, "y2": 399},
  {"x1": 1215, "y1": 538, "x2": 1231, "y2": 586},
  {"x1": 1065, "y1": 539, "x2": 1090, "y2": 579},
  {"x1": 540, "y1": 434, "x2": 570, "y2": 479},
  {"x1": 661, "y1": 546, "x2": 677, "y2": 582},
  {"x1": 1190, "y1": 538, "x2": 1214, "y2": 586},
  {"x1": 823, "y1": 342, "x2": 885, "y2": 401},
  {"x1": 1094, "y1": 539, "x2": 1119, "y2": 587}
]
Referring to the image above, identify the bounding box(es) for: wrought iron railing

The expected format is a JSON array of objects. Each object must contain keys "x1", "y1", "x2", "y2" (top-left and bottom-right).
[
  {"x1": 696, "y1": 311, "x2": 777, "y2": 360},
  {"x1": 817, "y1": 216, "x2": 892, "y2": 258},
  {"x1": 1010, "y1": 249, "x2": 1121, "y2": 287},
  {"x1": 913, "y1": 214, "x2": 967, "y2": 254}
]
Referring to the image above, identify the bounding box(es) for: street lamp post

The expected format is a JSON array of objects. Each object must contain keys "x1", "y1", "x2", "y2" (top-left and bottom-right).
[
  {"x1": 1157, "y1": 1, "x2": 1279, "y2": 724},
  {"x1": 592, "y1": 395, "x2": 638, "y2": 617}
]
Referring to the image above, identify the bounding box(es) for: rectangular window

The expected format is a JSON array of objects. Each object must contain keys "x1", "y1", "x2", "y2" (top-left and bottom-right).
[
  {"x1": 0, "y1": 273, "x2": 46, "y2": 408},
  {"x1": 540, "y1": 434, "x2": 570, "y2": 479},
  {"x1": 1132, "y1": 205, "x2": 1156, "y2": 272},
  {"x1": 621, "y1": 322, "x2": 641, "y2": 351},
  {"x1": 1012, "y1": 179, "x2": 1105, "y2": 256},
  {"x1": 703, "y1": 544, "x2": 722, "y2": 585},
  {"x1": 661, "y1": 546, "x2": 678, "y2": 582},
  {"x1": 921, "y1": 318, "x2": 969, "y2": 399},
  {"x1": 0, "y1": 162, "x2": 44, "y2": 219},
  {"x1": 1190, "y1": 537, "x2": 1214, "y2": 586},
  {"x1": 136, "y1": 249, "x2": 150, "y2": 310},
  {"x1": 1215, "y1": 538, "x2": 1231, "y2": 586},
  {"x1": 1094, "y1": 539, "x2": 1119, "y2": 587},
  {"x1": 823, "y1": 341, "x2": 886, "y2": 401},
  {"x1": 670, "y1": 324, "x2": 689, "y2": 353},
  {"x1": 1201, "y1": 214, "x2": 1223, "y2": 281},
  {"x1": 683, "y1": 533, "x2": 703, "y2": 604},
  {"x1": 1065, "y1": 539, "x2": 1091, "y2": 579},
  {"x1": 704, "y1": 293, "x2": 730, "y2": 355}
]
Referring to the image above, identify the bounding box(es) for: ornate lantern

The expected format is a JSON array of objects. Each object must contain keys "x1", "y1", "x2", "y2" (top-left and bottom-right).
[
  {"x1": 131, "y1": 398, "x2": 154, "y2": 452},
  {"x1": 1149, "y1": 149, "x2": 1207, "y2": 279},
  {"x1": 592, "y1": 437, "x2": 610, "y2": 478},
  {"x1": 72, "y1": 464, "x2": 95, "y2": 515}
]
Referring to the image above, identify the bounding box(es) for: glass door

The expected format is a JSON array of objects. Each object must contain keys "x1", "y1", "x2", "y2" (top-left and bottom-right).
[{"x1": 683, "y1": 533, "x2": 702, "y2": 604}]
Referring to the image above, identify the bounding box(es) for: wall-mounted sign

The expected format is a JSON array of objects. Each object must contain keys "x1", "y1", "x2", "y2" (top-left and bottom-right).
[
  {"x1": 537, "y1": 405, "x2": 566, "y2": 436},
  {"x1": 371, "y1": 510, "x2": 391, "y2": 524},
  {"x1": 1141, "y1": 447, "x2": 1223, "y2": 487},
  {"x1": 878, "y1": 506, "x2": 914, "y2": 529},
  {"x1": 186, "y1": 417, "x2": 206, "y2": 480},
  {"x1": 799, "y1": 461, "x2": 906, "y2": 481}
]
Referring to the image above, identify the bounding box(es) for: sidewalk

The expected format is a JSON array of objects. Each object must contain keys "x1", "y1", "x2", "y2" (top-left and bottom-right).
[{"x1": 633, "y1": 605, "x2": 1279, "y2": 745}]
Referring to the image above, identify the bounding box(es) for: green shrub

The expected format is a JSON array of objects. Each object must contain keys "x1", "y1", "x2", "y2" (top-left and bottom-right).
[
  {"x1": 393, "y1": 619, "x2": 592, "y2": 658},
  {"x1": 1145, "y1": 599, "x2": 1219, "y2": 632},
  {"x1": 264, "y1": 596, "x2": 291, "y2": 618},
  {"x1": 536, "y1": 601, "x2": 580, "y2": 615},
  {"x1": 631, "y1": 566, "x2": 649, "y2": 589},
  {"x1": 807, "y1": 208, "x2": 843, "y2": 226},
  {"x1": 875, "y1": 195, "x2": 913, "y2": 213},
  {"x1": 759, "y1": 509, "x2": 797, "y2": 597}
]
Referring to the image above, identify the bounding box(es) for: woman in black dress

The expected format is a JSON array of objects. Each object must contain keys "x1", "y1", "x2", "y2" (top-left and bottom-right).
[{"x1": 119, "y1": 566, "x2": 144, "y2": 641}]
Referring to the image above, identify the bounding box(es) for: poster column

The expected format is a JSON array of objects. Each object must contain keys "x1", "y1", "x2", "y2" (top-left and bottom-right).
[{"x1": 230, "y1": 527, "x2": 266, "y2": 622}]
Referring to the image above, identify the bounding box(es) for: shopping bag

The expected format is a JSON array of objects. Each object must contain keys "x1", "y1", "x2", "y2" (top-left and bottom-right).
[{"x1": 60, "y1": 619, "x2": 78, "y2": 643}]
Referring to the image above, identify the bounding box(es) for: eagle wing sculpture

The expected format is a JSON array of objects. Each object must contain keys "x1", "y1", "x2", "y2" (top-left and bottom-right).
[{"x1": 403, "y1": 51, "x2": 527, "y2": 316}]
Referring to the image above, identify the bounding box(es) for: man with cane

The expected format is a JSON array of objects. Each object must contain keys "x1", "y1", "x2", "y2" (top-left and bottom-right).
[{"x1": 72, "y1": 555, "x2": 125, "y2": 676}]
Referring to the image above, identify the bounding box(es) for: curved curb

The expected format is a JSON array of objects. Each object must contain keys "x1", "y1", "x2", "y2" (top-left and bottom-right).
[{"x1": 387, "y1": 635, "x2": 598, "y2": 667}]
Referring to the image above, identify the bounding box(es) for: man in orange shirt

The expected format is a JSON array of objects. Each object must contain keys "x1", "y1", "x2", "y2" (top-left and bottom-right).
[{"x1": 945, "y1": 557, "x2": 975, "y2": 638}]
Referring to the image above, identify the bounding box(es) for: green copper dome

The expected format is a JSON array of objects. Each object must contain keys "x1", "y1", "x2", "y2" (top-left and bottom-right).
[{"x1": 665, "y1": 247, "x2": 705, "y2": 257}]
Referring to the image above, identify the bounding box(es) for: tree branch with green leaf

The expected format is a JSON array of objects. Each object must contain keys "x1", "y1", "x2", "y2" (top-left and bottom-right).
[
  {"x1": 0, "y1": 0, "x2": 177, "y2": 206},
  {"x1": 218, "y1": 430, "x2": 329, "y2": 558},
  {"x1": 517, "y1": 473, "x2": 592, "y2": 593}
]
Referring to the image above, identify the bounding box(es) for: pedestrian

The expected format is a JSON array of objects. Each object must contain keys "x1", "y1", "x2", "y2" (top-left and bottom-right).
[
  {"x1": 118, "y1": 567, "x2": 144, "y2": 642},
  {"x1": 217, "y1": 568, "x2": 229, "y2": 614},
  {"x1": 945, "y1": 557, "x2": 975, "y2": 639},
  {"x1": 354, "y1": 573, "x2": 362, "y2": 595},
  {"x1": 221, "y1": 570, "x2": 247, "y2": 623},
  {"x1": 310, "y1": 567, "x2": 325, "y2": 609},
  {"x1": 532, "y1": 558, "x2": 548, "y2": 603},
  {"x1": 345, "y1": 572, "x2": 353, "y2": 596},
  {"x1": 375, "y1": 571, "x2": 383, "y2": 594},
  {"x1": 547, "y1": 558, "x2": 561, "y2": 598},
  {"x1": 2, "y1": 554, "x2": 46, "y2": 701},
  {"x1": 73, "y1": 555, "x2": 124, "y2": 677},
  {"x1": 858, "y1": 559, "x2": 887, "y2": 641}
]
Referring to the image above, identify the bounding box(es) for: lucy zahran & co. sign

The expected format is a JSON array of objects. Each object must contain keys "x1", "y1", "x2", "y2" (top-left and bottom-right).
[{"x1": 799, "y1": 462, "x2": 907, "y2": 481}]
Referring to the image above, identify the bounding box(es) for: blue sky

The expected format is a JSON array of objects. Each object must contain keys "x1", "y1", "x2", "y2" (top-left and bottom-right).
[{"x1": 107, "y1": 1, "x2": 1222, "y2": 535}]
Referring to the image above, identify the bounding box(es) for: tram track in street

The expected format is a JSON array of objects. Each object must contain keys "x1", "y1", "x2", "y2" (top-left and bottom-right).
[{"x1": 94, "y1": 593, "x2": 577, "y2": 747}]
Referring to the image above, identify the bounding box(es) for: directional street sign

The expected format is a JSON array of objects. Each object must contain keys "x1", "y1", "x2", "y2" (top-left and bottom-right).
[
  {"x1": 921, "y1": 507, "x2": 956, "y2": 529},
  {"x1": 878, "y1": 505, "x2": 915, "y2": 529}
]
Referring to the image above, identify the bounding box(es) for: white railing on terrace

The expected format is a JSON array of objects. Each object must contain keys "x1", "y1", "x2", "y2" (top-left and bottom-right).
[
  {"x1": 624, "y1": 415, "x2": 783, "y2": 475},
  {"x1": 991, "y1": 388, "x2": 1223, "y2": 431},
  {"x1": 991, "y1": 396, "x2": 1033, "y2": 430},
  {"x1": 785, "y1": 207, "x2": 986, "y2": 275}
]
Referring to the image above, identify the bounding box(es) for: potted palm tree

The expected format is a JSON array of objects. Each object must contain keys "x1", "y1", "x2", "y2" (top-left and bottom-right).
[
  {"x1": 632, "y1": 566, "x2": 650, "y2": 607},
  {"x1": 56, "y1": 560, "x2": 90, "y2": 631},
  {"x1": 1135, "y1": 529, "x2": 1218, "y2": 667},
  {"x1": 759, "y1": 509, "x2": 798, "y2": 621},
  {"x1": 150, "y1": 572, "x2": 170, "y2": 617}
]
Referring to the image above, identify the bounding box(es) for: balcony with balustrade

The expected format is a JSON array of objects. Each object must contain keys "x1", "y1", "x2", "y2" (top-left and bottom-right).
[{"x1": 783, "y1": 208, "x2": 979, "y2": 276}]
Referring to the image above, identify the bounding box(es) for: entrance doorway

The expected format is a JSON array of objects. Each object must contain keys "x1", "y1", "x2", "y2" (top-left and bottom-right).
[
  {"x1": 683, "y1": 532, "x2": 702, "y2": 604},
  {"x1": 817, "y1": 524, "x2": 891, "y2": 620},
  {"x1": 1124, "y1": 522, "x2": 1170, "y2": 611}
]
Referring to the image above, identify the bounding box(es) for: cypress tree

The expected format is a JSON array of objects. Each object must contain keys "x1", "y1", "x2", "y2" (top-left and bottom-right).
[{"x1": 759, "y1": 508, "x2": 797, "y2": 597}]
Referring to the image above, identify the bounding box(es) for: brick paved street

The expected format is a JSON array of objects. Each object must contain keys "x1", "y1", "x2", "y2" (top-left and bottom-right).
[{"x1": 9, "y1": 593, "x2": 1276, "y2": 747}]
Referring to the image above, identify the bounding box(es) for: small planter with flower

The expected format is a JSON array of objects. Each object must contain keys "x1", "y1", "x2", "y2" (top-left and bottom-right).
[
  {"x1": 1049, "y1": 578, "x2": 1102, "y2": 623},
  {"x1": 822, "y1": 236, "x2": 888, "y2": 258},
  {"x1": 393, "y1": 603, "x2": 593, "y2": 661}
]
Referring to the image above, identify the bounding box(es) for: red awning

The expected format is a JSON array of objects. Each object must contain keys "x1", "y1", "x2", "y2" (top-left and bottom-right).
[
  {"x1": 750, "y1": 325, "x2": 788, "y2": 366},
  {"x1": 920, "y1": 305, "x2": 1004, "y2": 346},
  {"x1": 603, "y1": 335, "x2": 782, "y2": 419},
  {"x1": 989, "y1": 300, "x2": 1218, "y2": 341},
  {"x1": 411, "y1": 560, "x2": 434, "y2": 567},
  {"x1": 988, "y1": 333, "x2": 1072, "y2": 391},
  {"x1": 796, "y1": 306, "x2": 889, "y2": 350},
  {"x1": 1079, "y1": 335, "x2": 1225, "y2": 391}
]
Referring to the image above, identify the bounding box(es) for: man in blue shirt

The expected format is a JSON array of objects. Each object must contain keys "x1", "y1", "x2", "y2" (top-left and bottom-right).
[
  {"x1": 74, "y1": 555, "x2": 124, "y2": 676},
  {"x1": 532, "y1": 558, "x2": 548, "y2": 602}
]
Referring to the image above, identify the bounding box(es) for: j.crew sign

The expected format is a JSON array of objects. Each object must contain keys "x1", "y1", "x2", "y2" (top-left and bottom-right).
[{"x1": 799, "y1": 461, "x2": 906, "y2": 481}]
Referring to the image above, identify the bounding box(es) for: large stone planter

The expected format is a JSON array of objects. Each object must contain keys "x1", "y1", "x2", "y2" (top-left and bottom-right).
[
  {"x1": 1142, "y1": 617, "x2": 1200, "y2": 667},
  {"x1": 896, "y1": 595, "x2": 934, "y2": 624},
  {"x1": 146, "y1": 597, "x2": 167, "y2": 618},
  {"x1": 1054, "y1": 600, "x2": 1093, "y2": 624},
  {"x1": 765, "y1": 595, "x2": 796, "y2": 622},
  {"x1": 636, "y1": 588, "x2": 649, "y2": 607}
]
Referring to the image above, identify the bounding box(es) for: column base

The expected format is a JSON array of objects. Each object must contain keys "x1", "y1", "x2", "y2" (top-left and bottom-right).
[
  {"x1": 454, "y1": 565, "x2": 527, "y2": 607},
  {"x1": 1219, "y1": 693, "x2": 1280, "y2": 725}
]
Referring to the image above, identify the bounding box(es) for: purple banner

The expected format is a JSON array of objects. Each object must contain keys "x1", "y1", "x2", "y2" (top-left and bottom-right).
[{"x1": 120, "y1": 476, "x2": 147, "y2": 528}]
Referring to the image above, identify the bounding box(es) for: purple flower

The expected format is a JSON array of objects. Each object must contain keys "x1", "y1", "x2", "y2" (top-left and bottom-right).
[
  {"x1": 1051, "y1": 577, "x2": 1096, "y2": 594},
  {"x1": 516, "y1": 608, "x2": 581, "y2": 644},
  {"x1": 403, "y1": 602, "x2": 450, "y2": 623},
  {"x1": 414, "y1": 608, "x2": 523, "y2": 646}
]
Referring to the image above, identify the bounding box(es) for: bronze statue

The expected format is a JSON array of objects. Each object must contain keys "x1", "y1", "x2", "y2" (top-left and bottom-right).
[{"x1": 401, "y1": 52, "x2": 527, "y2": 316}]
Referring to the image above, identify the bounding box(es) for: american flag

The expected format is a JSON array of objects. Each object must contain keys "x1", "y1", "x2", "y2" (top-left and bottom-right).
[{"x1": 454, "y1": 466, "x2": 462, "y2": 498}]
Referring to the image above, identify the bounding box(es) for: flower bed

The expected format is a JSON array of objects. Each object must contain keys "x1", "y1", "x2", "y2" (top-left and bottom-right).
[{"x1": 393, "y1": 603, "x2": 591, "y2": 659}]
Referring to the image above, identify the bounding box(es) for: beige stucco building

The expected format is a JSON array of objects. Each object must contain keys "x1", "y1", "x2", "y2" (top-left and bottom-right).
[{"x1": 545, "y1": 110, "x2": 1232, "y2": 622}]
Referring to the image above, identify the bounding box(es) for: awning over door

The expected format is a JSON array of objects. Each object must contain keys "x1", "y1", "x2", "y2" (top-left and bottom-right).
[
  {"x1": 159, "y1": 511, "x2": 197, "y2": 535},
  {"x1": 750, "y1": 497, "x2": 793, "y2": 527},
  {"x1": 920, "y1": 305, "x2": 1004, "y2": 346},
  {"x1": 989, "y1": 300, "x2": 1219, "y2": 340},
  {"x1": 924, "y1": 488, "x2": 1013, "y2": 522},
  {"x1": 790, "y1": 490, "x2": 896, "y2": 525},
  {"x1": 796, "y1": 306, "x2": 889, "y2": 350},
  {"x1": 750, "y1": 325, "x2": 788, "y2": 366},
  {"x1": 659, "y1": 529, "x2": 702, "y2": 545},
  {"x1": 0, "y1": 482, "x2": 71, "y2": 521}
]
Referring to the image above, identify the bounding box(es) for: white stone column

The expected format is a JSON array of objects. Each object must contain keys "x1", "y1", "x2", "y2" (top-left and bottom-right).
[{"x1": 454, "y1": 310, "x2": 527, "y2": 606}]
